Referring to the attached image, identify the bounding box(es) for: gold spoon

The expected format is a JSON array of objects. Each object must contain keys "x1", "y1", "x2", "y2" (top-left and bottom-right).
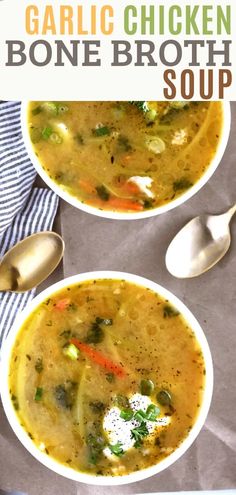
[
  {"x1": 165, "y1": 203, "x2": 236, "y2": 278},
  {"x1": 0, "y1": 232, "x2": 64, "y2": 292}
]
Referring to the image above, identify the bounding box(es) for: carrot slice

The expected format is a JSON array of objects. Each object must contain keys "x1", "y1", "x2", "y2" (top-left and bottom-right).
[
  {"x1": 86, "y1": 198, "x2": 105, "y2": 209},
  {"x1": 87, "y1": 196, "x2": 144, "y2": 212},
  {"x1": 71, "y1": 338, "x2": 126, "y2": 378},
  {"x1": 79, "y1": 179, "x2": 96, "y2": 195},
  {"x1": 55, "y1": 298, "x2": 71, "y2": 311},
  {"x1": 108, "y1": 197, "x2": 144, "y2": 211},
  {"x1": 121, "y1": 181, "x2": 140, "y2": 195}
]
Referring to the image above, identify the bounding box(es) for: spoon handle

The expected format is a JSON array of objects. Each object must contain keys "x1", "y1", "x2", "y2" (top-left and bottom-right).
[{"x1": 226, "y1": 203, "x2": 236, "y2": 221}]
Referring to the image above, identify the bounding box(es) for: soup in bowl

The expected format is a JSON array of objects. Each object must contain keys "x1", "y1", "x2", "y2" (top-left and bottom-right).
[
  {"x1": 0, "y1": 272, "x2": 213, "y2": 485},
  {"x1": 21, "y1": 101, "x2": 230, "y2": 219}
]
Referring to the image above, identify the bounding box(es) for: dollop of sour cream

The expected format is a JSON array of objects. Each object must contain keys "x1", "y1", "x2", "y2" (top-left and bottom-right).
[{"x1": 103, "y1": 393, "x2": 170, "y2": 460}]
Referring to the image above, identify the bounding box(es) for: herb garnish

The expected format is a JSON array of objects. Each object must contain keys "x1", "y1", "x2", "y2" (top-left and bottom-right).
[
  {"x1": 59, "y1": 329, "x2": 71, "y2": 339},
  {"x1": 109, "y1": 442, "x2": 124, "y2": 457},
  {"x1": 173, "y1": 178, "x2": 193, "y2": 192},
  {"x1": 133, "y1": 409, "x2": 146, "y2": 422},
  {"x1": 93, "y1": 126, "x2": 110, "y2": 137},
  {"x1": 131, "y1": 422, "x2": 149, "y2": 447},
  {"x1": 115, "y1": 394, "x2": 130, "y2": 409},
  {"x1": 42, "y1": 126, "x2": 53, "y2": 140},
  {"x1": 96, "y1": 185, "x2": 110, "y2": 201},
  {"x1": 120, "y1": 404, "x2": 160, "y2": 423},
  {"x1": 34, "y1": 387, "x2": 43, "y2": 401},
  {"x1": 85, "y1": 317, "x2": 112, "y2": 344},
  {"x1": 143, "y1": 198, "x2": 154, "y2": 209},
  {"x1": 120, "y1": 408, "x2": 134, "y2": 421},
  {"x1": 163, "y1": 304, "x2": 180, "y2": 318},
  {"x1": 11, "y1": 394, "x2": 19, "y2": 410},
  {"x1": 117, "y1": 135, "x2": 132, "y2": 152},
  {"x1": 89, "y1": 401, "x2": 106, "y2": 414},
  {"x1": 86, "y1": 320, "x2": 104, "y2": 344},
  {"x1": 87, "y1": 433, "x2": 106, "y2": 465},
  {"x1": 54, "y1": 381, "x2": 77, "y2": 409},
  {"x1": 32, "y1": 106, "x2": 42, "y2": 116},
  {"x1": 105, "y1": 372, "x2": 115, "y2": 383},
  {"x1": 145, "y1": 404, "x2": 160, "y2": 421}
]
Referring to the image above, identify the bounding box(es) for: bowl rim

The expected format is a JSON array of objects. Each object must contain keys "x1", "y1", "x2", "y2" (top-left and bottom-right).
[
  {"x1": 0, "y1": 271, "x2": 214, "y2": 486},
  {"x1": 21, "y1": 101, "x2": 231, "y2": 220}
]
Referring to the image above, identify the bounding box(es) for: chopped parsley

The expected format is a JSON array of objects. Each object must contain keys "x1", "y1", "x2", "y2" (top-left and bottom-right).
[
  {"x1": 87, "y1": 433, "x2": 106, "y2": 465},
  {"x1": 34, "y1": 387, "x2": 43, "y2": 401},
  {"x1": 54, "y1": 382, "x2": 77, "y2": 409},
  {"x1": 173, "y1": 177, "x2": 193, "y2": 192},
  {"x1": 96, "y1": 185, "x2": 110, "y2": 201},
  {"x1": 145, "y1": 404, "x2": 160, "y2": 421},
  {"x1": 42, "y1": 126, "x2": 53, "y2": 140},
  {"x1": 85, "y1": 319, "x2": 104, "y2": 344},
  {"x1": 32, "y1": 106, "x2": 42, "y2": 116},
  {"x1": 117, "y1": 135, "x2": 132, "y2": 152},
  {"x1": 115, "y1": 394, "x2": 130, "y2": 409},
  {"x1": 109, "y1": 442, "x2": 124, "y2": 457},
  {"x1": 105, "y1": 372, "x2": 115, "y2": 383},
  {"x1": 89, "y1": 401, "x2": 106, "y2": 414},
  {"x1": 11, "y1": 394, "x2": 19, "y2": 410},
  {"x1": 120, "y1": 408, "x2": 134, "y2": 421},
  {"x1": 163, "y1": 304, "x2": 180, "y2": 318},
  {"x1": 93, "y1": 126, "x2": 110, "y2": 137},
  {"x1": 131, "y1": 422, "x2": 149, "y2": 447},
  {"x1": 59, "y1": 329, "x2": 71, "y2": 339}
]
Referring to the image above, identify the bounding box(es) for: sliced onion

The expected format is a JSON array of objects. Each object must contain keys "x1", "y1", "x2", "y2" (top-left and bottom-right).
[{"x1": 145, "y1": 137, "x2": 166, "y2": 154}]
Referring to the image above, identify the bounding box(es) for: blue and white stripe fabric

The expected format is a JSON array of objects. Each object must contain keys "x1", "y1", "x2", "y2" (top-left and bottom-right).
[
  {"x1": 0, "y1": 102, "x2": 59, "y2": 347},
  {"x1": 0, "y1": 102, "x2": 37, "y2": 236}
]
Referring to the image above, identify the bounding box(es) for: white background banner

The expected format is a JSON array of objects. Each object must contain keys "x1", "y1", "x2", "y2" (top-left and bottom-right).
[{"x1": 0, "y1": 0, "x2": 235, "y2": 100}]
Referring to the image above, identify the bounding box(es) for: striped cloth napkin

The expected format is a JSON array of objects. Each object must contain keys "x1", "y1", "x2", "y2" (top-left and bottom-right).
[{"x1": 0, "y1": 102, "x2": 59, "y2": 347}]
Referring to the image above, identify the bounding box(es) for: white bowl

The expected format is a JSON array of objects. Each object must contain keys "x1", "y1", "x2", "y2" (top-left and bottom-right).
[
  {"x1": 0, "y1": 271, "x2": 213, "y2": 486},
  {"x1": 21, "y1": 102, "x2": 231, "y2": 220}
]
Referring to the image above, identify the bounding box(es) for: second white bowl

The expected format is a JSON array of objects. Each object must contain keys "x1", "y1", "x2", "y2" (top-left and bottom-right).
[{"x1": 0, "y1": 271, "x2": 213, "y2": 485}]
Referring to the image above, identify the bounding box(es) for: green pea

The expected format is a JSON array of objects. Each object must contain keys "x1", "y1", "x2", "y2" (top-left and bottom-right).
[
  {"x1": 140, "y1": 379, "x2": 154, "y2": 396},
  {"x1": 156, "y1": 390, "x2": 172, "y2": 406}
]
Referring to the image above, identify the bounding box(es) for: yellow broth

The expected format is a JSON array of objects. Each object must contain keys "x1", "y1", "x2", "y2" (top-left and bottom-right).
[
  {"x1": 27, "y1": 101, "x2": 223, "y2": 213},
  {"x1": 9, "y1": 279, "x2": 205, "y2": 476}
]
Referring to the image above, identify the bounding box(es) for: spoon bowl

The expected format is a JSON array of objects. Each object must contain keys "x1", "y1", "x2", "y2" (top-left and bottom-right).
[
  {"x1": 0, "y1": 232, "x2": 64, "y2": 292},
  {"x1": 166, "y1": 204, "x2": 236, "y2": 278}
]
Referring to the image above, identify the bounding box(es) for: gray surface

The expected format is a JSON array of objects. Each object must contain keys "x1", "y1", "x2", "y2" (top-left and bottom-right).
[{"x1": 1, "y1": 105, "x2": 236, "y2": 494}]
